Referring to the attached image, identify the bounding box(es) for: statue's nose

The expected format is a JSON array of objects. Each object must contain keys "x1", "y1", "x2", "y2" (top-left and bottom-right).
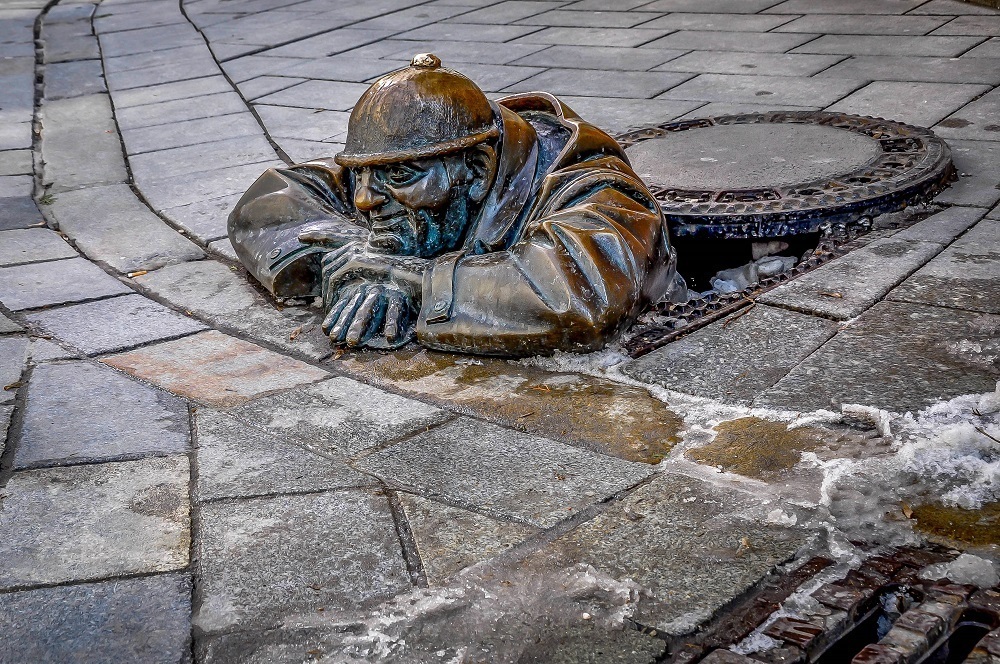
[{"x1": 354, "y1": 170, "x2": 388, "y2": 213}]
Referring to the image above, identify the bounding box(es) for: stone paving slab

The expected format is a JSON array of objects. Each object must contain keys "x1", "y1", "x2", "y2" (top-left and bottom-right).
[
  {"x1": 931, "y1": 14, "x2": 1000, "y2": 35},
  {"x1": 774, "y1": 13, "x2": 951, "y2": 34},
  {"x1": 964, "y1": 36, "x2": 1000, "y2": 57},
  {"x1": 103, "y1": 329, "x2": 330, "y2": 407},
  {"x1": 358, "y1": 416, "x2": 656, "y2": 528},
  {"x1": 0, "y1": 227, "x2": 77, "y2": 266},
  {"x1": 254, "y1": 79, "x2": 372, "y2": 111},
  {"x1": 114, "y1": 91, "x2": 250, "y2": 131},
  {"x1": 935, "y1": 139, "x2": 1000, "y2": 209},
  {"x1": 15, "y1": 358, "x2": 190, "y2": 468},
  {"x1": 764, "y1": 0, "x2": 936, "y2": 13},
  {"x1": 934, "y1": 87, "x2": 1000, "y2": 142},
  {"x1": 122, "y1": 113, "x2": 266, "y2": 155},
  {"x1": 504, "y1": 67, "x2": 692, "y2": 99},
  {"x1": 0, "y1": 197, "x2": 44, "y2": 231},
  {"x1": 229, "y1": 376, "x2": 449, "y2": 457},
  {"x1": 139, "y1": 160, "x2": 286, "y2": 218},
  {"x1": 0, "y1": 311, "x2": 23, "y2": 334},
  {"x1": 892, "y1": 205, "x2": 985, "y2": 244},
  {"x1": 510, "y1": 44, "x2": 685, "y2": 71},
  {"x1": 0, "y1": 335, "x2": 28, "y2": 404},
  {"x1": 337, "y1": 348, "x2": 683, "y2": 464},
  {"x1": 514, "y1": 25, "x2": 670, "y2": 47},
  {"x1": 655, "y1": 51, "x2": 845, "y2": 77},
  {"x1": 757, "y1": 237, "x2": 945, "y2": 321},
  {"x1": 0, "y1": 148, "x2": 32, "y2": 176},
  {"x1": 195, "y1": 408, "x2": 374, "y2": 501},
  {"x1": 0, "y1": 456, "x2": 191, "y2": 588},
  {"x1": 97, "y1": 24, "x2": 203, "y2": 58},
  {"x1": 0, "y1": 573, "x2": 193, "y2": 664},
  {"x1": 888, "y1": 218, "x2": 1000, "y2": 314},
  {"x1": 40, "y1": 94, "x2": 129, "y2": 193},
  {"x1": 128, "y1": 135, "x2": 277, "y2": 182},
  {"x1": 0, "y1": 174, "x2": 33, "y2": 197},
  {"x1": 0, "y1": 257, "x2": 130, "y2": 311},
  {"x1": 816, "y1": 55, "x2": 1000, "y2": 85},
  {"x1": 253, "y1": 105, "x2": 349, "y2": 141},
  {"x1": 45, "y1": 60, "x2": 107, "y2": 100},
  {"x1": 380, "y1": 37, "x2": 550, "y2": 65},
  {"x1": 826, "y1": 80, "x2": 990, "y2": 127},
  {"x1": 0, "y1": 404, "x2": 13, "y2": 458},
  {"x1": 525, "y1": 471, "x2": 810, "y2": 635},
  {"x1": 555, "y1": 95, "x2": 702, "y2": 133},
  {"x1": 644, "y1": 30, "x2": 819, "y2": 53},
  {"x1": 789, "y1": 33, "x2": 984, "y2": 56},
  {"x1": 0, "y1": 120, "x2": 32, "y2": 151},
  {"x1": 25, "y1": 293, "x2": 207, "y2": 355},
  {"x1": 399, "y1": 493, "x2": 538, "y2": 585},
  {"x1": 158, "y1": 194, "x2": 242, "y2": 242},
  {"x1": 47, "y1": 184, "x2": 206, "y2": 273},
  {"x1": 757, "y1": 301, "x2": 1000, "y2": 412},
  {"x1": 638, "y1": 12, "x2": 797, "y2": 31},
  {"x1": 134, "y1": 259, "x2": 335, "y2": 359},
  {"x1": 624, "y1": 304, "x2": 840, "y2": 405},
  {"x1": 656, "y1": 73, "x2": 864, "y2": 107},
  {"x1": 193, "y1": 490, "x2": 410, "y2": 633},
  {"x1": 111, "y1": 75, "x2": 234, "y2": 108}
]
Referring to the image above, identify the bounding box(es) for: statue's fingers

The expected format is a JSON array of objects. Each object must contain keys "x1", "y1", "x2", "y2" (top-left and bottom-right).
[
  {"x1": 298, "y1": 229, "x2": 343, "y2": 247},
  {"x1": 330, "y1": 286, "x2": 368, "y2": 343},
  {"x1": 320, "y1": 243, "x2": 357, "y2": 274},
  {"x1": 384, "y1": 291, "x2": 406, "y2": 344},
  {"x1": 345, "y1": 287, "x2": 382, "y2": 347},
  {"x1": 321, "y1": 285, "x2": 358, "y2": 334}
]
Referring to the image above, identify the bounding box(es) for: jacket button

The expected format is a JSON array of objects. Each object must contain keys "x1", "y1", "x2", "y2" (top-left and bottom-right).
[
  {"x1": 432, "y1": 301, "x2": 447, "y2": 312},
  {"x1": 268, "y1": 248, "x2": 281, "y2": 259}
]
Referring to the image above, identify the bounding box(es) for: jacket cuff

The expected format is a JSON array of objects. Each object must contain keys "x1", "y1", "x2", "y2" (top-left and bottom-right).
[{"x1": 421, "y1": 251, "x2": 463, "y2": 325}]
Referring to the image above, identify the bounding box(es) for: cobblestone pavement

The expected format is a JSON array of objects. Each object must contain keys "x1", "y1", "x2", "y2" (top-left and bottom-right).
[{"x1": 0, "y1": 0, "x2": 999, "y2": 661}]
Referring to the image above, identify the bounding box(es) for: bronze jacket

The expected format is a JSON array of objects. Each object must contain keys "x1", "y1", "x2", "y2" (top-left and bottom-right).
[{"x1": 229, "y1": 92, "x2": 679, "y2": 356}]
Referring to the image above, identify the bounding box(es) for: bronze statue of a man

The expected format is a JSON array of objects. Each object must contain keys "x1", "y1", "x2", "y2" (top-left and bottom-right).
[{"x1": 229, "y1": 53, "x2": 682, "y2": 356}]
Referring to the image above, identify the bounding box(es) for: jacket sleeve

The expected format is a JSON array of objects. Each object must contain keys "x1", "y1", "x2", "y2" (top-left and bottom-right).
[
  {"x1": 415, "y1": 159, "x2": 676, "y2": 356},
  {"x1": 227, "y1": 157, "x2": 367, "y2": 298}
]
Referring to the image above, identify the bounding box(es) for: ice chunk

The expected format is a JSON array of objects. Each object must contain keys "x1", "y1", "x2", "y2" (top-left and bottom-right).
[
  {"x1": 920, "y1": 553, "x2": 999, "y2": 588},
  {"x1": 756, "y1": 255, "x2": 796, "y2": 278}
]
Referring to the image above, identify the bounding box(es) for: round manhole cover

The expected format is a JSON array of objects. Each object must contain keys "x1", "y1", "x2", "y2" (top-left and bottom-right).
[{"x1": 617, "y1": 111, "x2": 956, "y2": 240}]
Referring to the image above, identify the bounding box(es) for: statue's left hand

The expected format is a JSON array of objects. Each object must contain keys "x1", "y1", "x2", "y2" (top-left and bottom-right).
[
  {"x1": 322, "y1": 281, "x2": 414, "y2": 348},
  {"x1": 319, "y1": 243, "x2": 428, "y2": 307}
]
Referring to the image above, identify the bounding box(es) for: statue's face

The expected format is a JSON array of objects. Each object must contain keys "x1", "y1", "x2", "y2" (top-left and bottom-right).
[{"x1": 352, "y1": 154, "x2": 477, "y2": 258}]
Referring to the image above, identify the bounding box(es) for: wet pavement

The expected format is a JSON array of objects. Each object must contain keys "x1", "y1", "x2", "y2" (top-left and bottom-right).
[{"x1": 0, "y1": 0, "x2": 999, "y2": 661}]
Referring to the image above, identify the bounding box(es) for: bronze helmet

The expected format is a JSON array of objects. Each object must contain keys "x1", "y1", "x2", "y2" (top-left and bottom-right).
[{"x1": 334, "y1": 53, "x2": 500, "y2": 168}]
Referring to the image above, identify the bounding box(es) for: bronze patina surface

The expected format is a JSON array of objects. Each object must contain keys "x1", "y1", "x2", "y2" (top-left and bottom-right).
[{"x1": 229, "y1": 54, "x2": 682, "y2": 357}]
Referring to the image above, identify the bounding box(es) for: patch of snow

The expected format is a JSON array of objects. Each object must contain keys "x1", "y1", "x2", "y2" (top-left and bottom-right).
[{"x1": 920, "y1": 553, "x2": 999, "y2": 588}]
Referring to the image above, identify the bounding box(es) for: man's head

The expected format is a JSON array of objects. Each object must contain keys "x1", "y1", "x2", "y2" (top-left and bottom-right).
[{"x1": 335, "y1": 54, "x2": 499, "y2": 258}]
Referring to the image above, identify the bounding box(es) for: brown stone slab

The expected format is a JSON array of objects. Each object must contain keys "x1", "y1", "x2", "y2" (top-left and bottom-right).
[
  {"x1": 102, "y1": 330, "x2": 329, "y2": 407},
  {"x1": 757, "y1": 301, "x2": 1000, "y2": 413}
]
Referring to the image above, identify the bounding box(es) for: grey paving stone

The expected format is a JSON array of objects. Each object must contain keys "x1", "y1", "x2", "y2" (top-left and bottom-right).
[
  {"x1": 42, "y1": 33, "x2": 99, "y2": 63},
  {"x1": 989, "y1": 204, "x2": 1000, "y2": 220},
  {"x1": 817, "y1": 55, "x2": 1000, "y2": 86},
  {"x1": 639, "y1": 12, "x2": 796, "y2": 31},
  {"x1": 159, "y1": 193, "x2": 241, "y2": 242},
  {"x1": 657, "y1": 73, "x2": 864, "y2": 107},
  {"x1": 889, "y1": 218, "x2": 1000, "y2": 314},
  {"x1": 677, "y1": 100, "x2": 820, "y2": 117},
  {"x1": 47, "y1": 184, "x2": 205, "y2": 273},
  {"x1": 139, "y1": 160, "x2": 285, "y2": 212},
  {"x1": 932, "y1": 15, "x2": 1000, "y2": 36},
  {"x1": 639, "y1": 0, "x2": 785, "y2": 10},
  {"x1": 0, "y1": 120, "x2": 31, "y2": 150},
  {"x1": 0, "y1": 574, "x2": 192, "y2": 664},
  {"x1": 357, "y1": 417, "x2": 655, "y2": 528},
  {"x1": 352, "y1": 3, "x2": 474, "y2": 30},
  {"x1": 790, "y1": 34, "x2": 983, "y2": 57},
  {"x1": 128, "y1": 135, "x2": 277, "y2": 182},
  {"x1": 0, "y1": 311, "x2": 22, "y2": 334},
  {"x1": 0, "y1": 148, "x2": 32, "y2": 175},
  {"x1": 515, "y1": 26, "x2": 670, "y2": 47},
  {"x1": 95, "y1": 7, "x2": 187, "y2": 33},
  {"x1": 505, "y1": 68, "x2": 692, "y2": 99},
  {"x1": 399, "y1": 493, "x2": 537, "y2": 585},
  {"x1": 254, "y1": 104, "x2": 349, "y2": 141},
  {"x1": 643, "y1": 30, "x2": 819, "y2": 53},
  {"x1": 26, "y1": 337, "x2": 77, "y2": 363},
  {"x1": 0, "y1": 196, "x2": 44, "y2": 230},
  {"x1": 194, "y1": 490, "x2": 409, "y2": 633},
  {"x1": 98, "y1": 24, "x2": 203, "y2": 57},
  {"x1": 380, "y1": 38, "x2": 550, "y2": 65},
  {"x1": 935, "y1": 139, "x2": 1000, "y2": 209},
  {"x1": 910, "y1": 0, "x2": 1000, "y2": 13},
  {"x1": 0, "y1": 456, "x2": 190, "y2": 588},
  {"x1": 934, "y1": 87, "x2": 1000, "y2": 142},
  {"x1": 0, "y1": 335, "x2": 28, "y2": 404},
  {"x1": 826, "y1": 81, "x2": 990, "y2": 127},
  {"x1": 195, "y1": 408, "x2": 373, "y2": 501},
  {"x1": 757, "y1": 237, "x2": 944, "y2": 320},
  {"x1": 514, "y1": 9, "x2": 663, "y2": 27},
  {"x1": 273, "y1": 138, "x2": 339, "y2": 164},
  {"x1": 0, "y1": 227, "x2": 76, "y2": 266},
  {"x1": 106, "y1": 55, "x2": 223, "y2": 92},
  {"x1": 0, "y1": 257, "x2": 130, "y2": 311},
  {"x1": 253, "y1": 79, "x2": 372, "y2": 111},
  {"x1": 26, "y1": 293, "x2": 206, "y2": 356},
  {"x1": 0, "y1": 73, "x2": 36, "y2": 114},
  {"x1": 15, "y1": 359, "x2": 190, "y2": 467},
  {"x1": 230, "y1": 376, "x2": 449, "y2": 457},
  {"x1": 0, "y1": 174, "x2": 32, "y2": 197},
  {"x1": 256, "y1": 27, "x2": 396, "y2": 59},
  {"x1": 45, "y1": 3, "x2": 95, "y2": 23},
  {"x1": 122, "y1": 112, "x2": 264, "y2": 155},
  {"x1": 114, "y1": 91, "x2": 249, "y2": 131},
  {"x1": 893, "y1": 205, "x2": 985, "y2": 245},
  {"x1": 238, "y1": 75, "x2": 306, "y2": 101},
  {"x1": 511, "y1": 44, "x2": 685, "y2": 71},
  {"x1": 397, "y1": 21, "x2": 543, "y2": 43},
  {"x1": 134, "y1": 259, "x2": 335, "y2": 359},
  {"x1": 527, "y1": 471, "x2": 809, "y2": 635},
  {"x1": 655, "y1": 51, "x2": 845, "y2": 77},
  {"x1": 45, "y1": 60, "x2": 107, "y2": 100},
  {"x1": 0, "y1": 405, "x2": 12, "y2": 458},
  {"x1": 104, "y1": 44, "x2": 209, "y2": 74},
  {"x1": 774, "y1": 14, "x2": 951, "y2": 35},
  {"x1": 558, "y1": 96, "x2": 702, "y2": 133},
  {"x1": 624, "y1": 304, "x2": 839, "y2": 404},
  {"x1": 963, "y1": 36, "x2": 1000, "y2": 57},
  {"x1": 764, "y1": 0, "x2": 930, "y2": 13},
  {"x1": 40, "y1": 94, "x2": 128, "y2": 193},
  {"x1": 111, "y1": 75, "x2": 233, "y2": 108},
  {"x1": 444, "y1": 63, "x2": 545, "y2": 92},
  {"x1": 263, "y1": 55, "x2": 400, "y2": 83},
  {"x1": 448, "y1": 0, "x2": 556, "y2": 24},
  {"x1": 758, "y1": 301, "x2": 1000, "y2": 412},
  {"x1": 207, "y1": 236, "x2": 238, "y2": 262}
]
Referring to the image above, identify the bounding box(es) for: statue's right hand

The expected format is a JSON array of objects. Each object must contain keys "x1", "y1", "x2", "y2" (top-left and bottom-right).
[{"x1": 322, "y1": 281, "x2": 414, "y2": 348}]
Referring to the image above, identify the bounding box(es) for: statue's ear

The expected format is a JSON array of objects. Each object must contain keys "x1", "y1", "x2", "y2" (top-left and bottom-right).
[{"x1": 467, "y1": 144, "x2": 497, "y2": 204}]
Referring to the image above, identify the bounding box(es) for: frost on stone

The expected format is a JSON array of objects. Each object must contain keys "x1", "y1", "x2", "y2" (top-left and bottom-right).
[{"x1": 920, "y1": 553, "x2": 1000, "y2": 588}]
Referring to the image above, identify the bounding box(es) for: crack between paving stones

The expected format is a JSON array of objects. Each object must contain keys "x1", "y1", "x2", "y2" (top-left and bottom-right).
[
  {"x1": 0, "y1": 567, "x2": 191, "y2": 597},
  {"x1": 0, "y1": 365, "x2": 34, "y2": 488},
  {"x1": 386, "y1": 489, "x2": 429, "y2": 589}
]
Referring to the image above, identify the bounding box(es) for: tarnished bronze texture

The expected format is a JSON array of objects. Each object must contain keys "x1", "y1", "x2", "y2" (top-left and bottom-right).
[{"x1": 229, "y1": 54, "x2": 682, "y2": 357}]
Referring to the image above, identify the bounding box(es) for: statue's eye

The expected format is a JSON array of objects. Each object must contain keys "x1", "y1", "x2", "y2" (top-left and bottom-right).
[{"x1": 383, "y1": 165, "x2": 418, "y2": 186}]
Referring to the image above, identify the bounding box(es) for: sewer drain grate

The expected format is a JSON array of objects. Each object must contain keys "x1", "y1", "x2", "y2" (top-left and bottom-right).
[{"x1": 659, "y1": 547, "x2": 1000, "y2": 664}]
